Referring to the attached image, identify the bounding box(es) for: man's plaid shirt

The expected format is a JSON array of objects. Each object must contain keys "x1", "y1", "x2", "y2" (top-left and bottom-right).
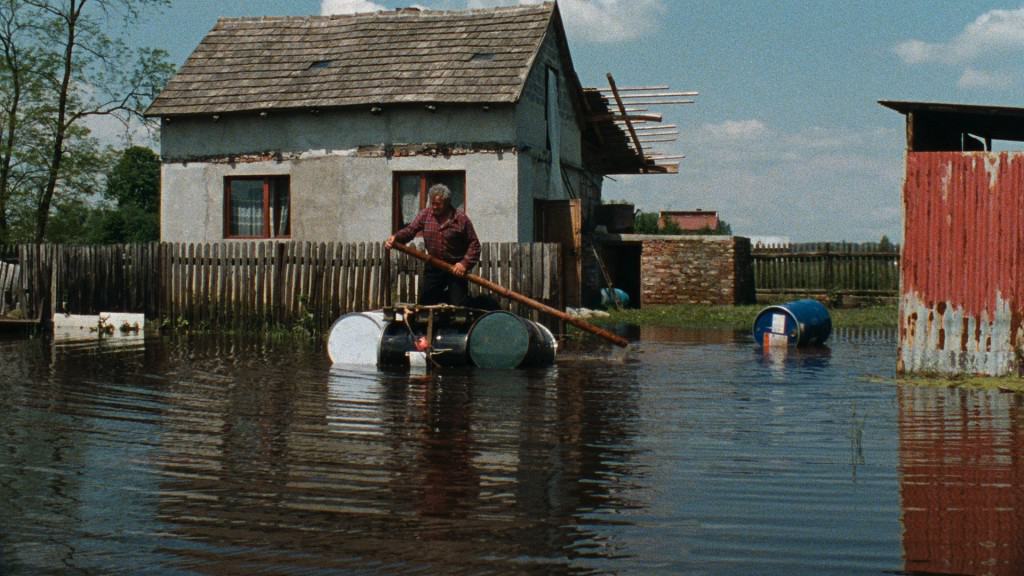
[{"x1": 394, "y1": 208, "x2": 481, "y2": 270}]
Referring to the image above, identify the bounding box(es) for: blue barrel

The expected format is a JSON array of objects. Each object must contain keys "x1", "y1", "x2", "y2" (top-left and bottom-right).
[
  {"x1": 752, "y1": 299, "x2": 831, "y2": 347},
  {"x1": 600, "y1": 287, "x2": 630, "y2": 308}
]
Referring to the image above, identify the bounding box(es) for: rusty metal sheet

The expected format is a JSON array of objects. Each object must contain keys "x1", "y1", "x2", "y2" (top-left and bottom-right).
[{"x1": 899, "y1": 151, "x2": 1024, "y2": 376}]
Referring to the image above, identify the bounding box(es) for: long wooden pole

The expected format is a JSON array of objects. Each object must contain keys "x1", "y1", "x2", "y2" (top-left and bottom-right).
[{"x1": 388, "y1": 242, "x2": 629, "y2": 348}]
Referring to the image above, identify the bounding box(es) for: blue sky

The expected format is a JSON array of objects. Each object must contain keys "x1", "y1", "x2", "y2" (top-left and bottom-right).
[{"x1": 127, "y1": 0, "x2": 1024, "y2": 242}]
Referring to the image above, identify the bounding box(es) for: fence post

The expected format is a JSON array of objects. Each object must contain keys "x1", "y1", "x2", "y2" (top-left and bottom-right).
[
  {"x1": 271, "y1": 241, "x2": 284, "y2": 325},
  {"x1": 824, "y1": 242, "x2": 834, "y2": 294}
]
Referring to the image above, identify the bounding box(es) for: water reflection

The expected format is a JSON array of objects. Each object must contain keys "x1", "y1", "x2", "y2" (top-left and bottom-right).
[
  {"x1": 899, "y1": 385, "x2": 1024, "y2": 575},
  {"x1": 144, "y1": 344, "x2": 641, "y2": 574},
  {"x1": 4, "y1": 329, "x2": 1024, "y2": 574}
]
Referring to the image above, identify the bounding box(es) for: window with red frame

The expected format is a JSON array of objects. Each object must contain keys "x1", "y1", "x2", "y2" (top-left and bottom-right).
[
  {"x1": 392, "y1": 171, "x2": 466, "y2": 232},
  {"x1": 224, "y1": 176, "x2": 290, "y2": 239}
]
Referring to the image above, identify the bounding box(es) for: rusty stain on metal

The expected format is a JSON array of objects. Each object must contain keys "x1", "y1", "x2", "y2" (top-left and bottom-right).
[{"x1": 899, "y1": 151, "x2": 1024, "y2": 375}]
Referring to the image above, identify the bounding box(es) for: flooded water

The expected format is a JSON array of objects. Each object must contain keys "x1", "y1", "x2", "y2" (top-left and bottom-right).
[{"x1": 1, "y1": 327, "x2": 1022, "y2": 575}]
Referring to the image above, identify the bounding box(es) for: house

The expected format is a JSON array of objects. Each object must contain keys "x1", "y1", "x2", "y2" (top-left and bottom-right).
[
  {"x1": 659, "y1": 210, "x2": 718, "y2": 232},
  {"x1": 881, "y1": 100, "x2": 1024, "y2": 376},
  {"x1": 146, "y1": 3, "x2": 683, "y2": 309}
]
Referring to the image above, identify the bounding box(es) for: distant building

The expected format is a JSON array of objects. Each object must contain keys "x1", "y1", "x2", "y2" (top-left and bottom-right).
[{"x1": 660, "y1": 210, "x2": 718, "y2": 232}]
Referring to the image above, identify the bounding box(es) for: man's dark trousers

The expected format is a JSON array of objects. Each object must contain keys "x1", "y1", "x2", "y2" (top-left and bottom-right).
[{"x1": 420, "y1": 265, "x2": 469, "y2": 306}]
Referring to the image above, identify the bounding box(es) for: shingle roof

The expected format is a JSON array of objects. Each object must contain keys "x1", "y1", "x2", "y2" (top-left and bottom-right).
[{"x1": 146, "y1": 3, "x2": 556, "y2": 117}]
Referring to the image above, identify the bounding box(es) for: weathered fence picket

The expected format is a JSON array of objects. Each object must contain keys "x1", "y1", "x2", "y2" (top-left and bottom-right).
[
  {"x1": 1, "y1": 241, "x2": 562, "y2": 336},
  {"x1": 753, "y1": 242, "x2": 900, "y2": 299}
]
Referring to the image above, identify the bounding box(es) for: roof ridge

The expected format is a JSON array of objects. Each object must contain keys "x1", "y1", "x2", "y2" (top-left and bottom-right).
[{"x1": 215, "y1": 2, "x2": 553, "y2": 25}]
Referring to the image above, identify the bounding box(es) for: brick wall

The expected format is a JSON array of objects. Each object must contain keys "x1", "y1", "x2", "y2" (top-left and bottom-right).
[{"x1": 639, "y1": 235, "x2": 754, "y2": 305}]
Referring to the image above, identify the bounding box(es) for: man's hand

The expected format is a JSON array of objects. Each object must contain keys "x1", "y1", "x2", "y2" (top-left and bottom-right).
[
  {"x1": 451, "y1": 262, "x2": 467, "y2": 277},
  {"x1": 384, "y1": 235, "x2": 396, "y2": 250}
]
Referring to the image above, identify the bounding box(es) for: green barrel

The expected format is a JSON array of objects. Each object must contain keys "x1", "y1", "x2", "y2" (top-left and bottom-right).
[{"x1": 468, "y1": 311, "x2": 556, "y2": 369}]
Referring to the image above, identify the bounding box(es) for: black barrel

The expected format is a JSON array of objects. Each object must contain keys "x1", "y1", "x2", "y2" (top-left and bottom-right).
[{"x1": 378, "y1": 321, "x2": 471, "y2": 368}]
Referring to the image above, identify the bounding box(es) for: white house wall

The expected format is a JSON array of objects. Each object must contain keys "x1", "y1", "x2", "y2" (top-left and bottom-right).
[
  {"x1": 160, "y1": 105, "x2": 521, "y2": 243},
  {"x1": 160, "y1": 150, "x2": 519, "y2": 244}
]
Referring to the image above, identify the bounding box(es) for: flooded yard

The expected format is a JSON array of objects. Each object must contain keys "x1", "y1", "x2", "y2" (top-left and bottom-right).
[{"x1": 1, "y1": 327, "x2": 1022, "y2": 574}]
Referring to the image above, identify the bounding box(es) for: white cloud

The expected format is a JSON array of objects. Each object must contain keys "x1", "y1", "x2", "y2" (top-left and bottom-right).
[
  {"x1": 467, "y1": 0, "x2": 666, "y2": 43},
  {"x1": 893, "y1": 39, "x2": 934, "y2": 65},
  {"x1": 602, "y1": 123, "x2": 905, "y2": 242},
  {"x1": 895, "y1": 7, "x2": 1024, "y2": 65},
  {"x1": 321, "y1": 0, "x2": 389, "y2": 15},
  {"x1": 700, "y1": 119, "x2": 767, "y2": 140},
  {"x1": 958, "y1": 67, "x2": 1014, "y2": 89}
]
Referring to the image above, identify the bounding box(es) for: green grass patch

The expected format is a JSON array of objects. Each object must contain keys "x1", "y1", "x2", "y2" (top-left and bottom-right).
[
  {"x1": 898, "y1": 374, "x2": 1024, "y2": 393},
  {"x1": 592, "y1": 303, "x2": 898, "y2": 330}
]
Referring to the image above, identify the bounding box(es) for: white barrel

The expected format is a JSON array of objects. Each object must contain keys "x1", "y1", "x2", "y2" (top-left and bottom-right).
[{"x1": 327, "y1": 311, "x2": 386, "y2": 366}]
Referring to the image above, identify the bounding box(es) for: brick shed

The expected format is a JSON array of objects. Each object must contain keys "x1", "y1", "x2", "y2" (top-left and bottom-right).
[
  {"x1": 882, "y1": 100, "x2": 1024, "y2": 376},
  {"x1": 594, "y1": 234, "x2": 754, "y2": 307}
]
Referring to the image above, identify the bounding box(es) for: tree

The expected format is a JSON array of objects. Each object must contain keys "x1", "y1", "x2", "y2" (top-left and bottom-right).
[
  {"x1": 0, "y1": 0, "x2": 47, "y2": 244},
  {"x1": 88, "y1": 145, "x2": 159, "y2": 243},
  {"x1": 105, "y1": 145, "x2": 158, "y2": 211},
  {"x1": 0, "y1": 0, "x2": 172, "y2": 243}
]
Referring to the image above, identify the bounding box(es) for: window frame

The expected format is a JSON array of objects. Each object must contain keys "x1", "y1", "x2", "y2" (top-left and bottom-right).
[
  {"x1": 391, "y1": 171, "x2": 467, "y2": 232},
  {"x1": 223, "y1": 175, "x2": 291, "y2": 240}
]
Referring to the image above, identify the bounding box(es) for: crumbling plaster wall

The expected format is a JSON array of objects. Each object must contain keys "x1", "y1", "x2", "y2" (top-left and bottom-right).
[
  {"x1": 159, "y1": 105, "x2": 522, "y2": 243},
  {"x1": 161, "y1": 150, "x2": 519, "y2": 244}
]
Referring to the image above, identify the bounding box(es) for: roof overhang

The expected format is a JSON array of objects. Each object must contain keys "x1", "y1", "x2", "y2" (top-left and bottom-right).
[{"x1": 880, "y1": 100, "x2": 1024, "y2": 151}]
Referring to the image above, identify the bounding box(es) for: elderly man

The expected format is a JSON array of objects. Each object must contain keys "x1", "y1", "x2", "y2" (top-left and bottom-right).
[{"x1": 385, "y1": 183, "x2": 481, "y2": 306}]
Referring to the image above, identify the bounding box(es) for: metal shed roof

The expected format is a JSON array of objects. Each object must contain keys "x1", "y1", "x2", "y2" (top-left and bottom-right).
[{"x1": 880, "y1": 100, "x2": 1024, "y2": 149}]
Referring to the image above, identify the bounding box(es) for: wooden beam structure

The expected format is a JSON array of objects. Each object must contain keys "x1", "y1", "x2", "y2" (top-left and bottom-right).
[{"x1": 582, "y1": 75, "x2": 698, "y2": 175}]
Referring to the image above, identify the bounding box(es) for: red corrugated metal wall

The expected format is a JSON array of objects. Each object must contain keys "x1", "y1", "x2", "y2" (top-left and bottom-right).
[{"x1": 900, "y1": 152, "x2": 1024, "y2": 375}]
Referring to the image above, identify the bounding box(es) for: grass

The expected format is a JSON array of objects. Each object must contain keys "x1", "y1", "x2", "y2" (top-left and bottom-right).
[
  {"x1": 898, "y1": 374, "x2": 1024, "y2": 393},
  {"x1": 590, "y1": 303, "x2": 897, "y2": 330}
]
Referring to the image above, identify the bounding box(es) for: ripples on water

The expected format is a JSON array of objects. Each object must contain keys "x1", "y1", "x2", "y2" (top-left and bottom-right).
[{"x1": 0, "y1": 327, "x2": 1022, "y2": 574}]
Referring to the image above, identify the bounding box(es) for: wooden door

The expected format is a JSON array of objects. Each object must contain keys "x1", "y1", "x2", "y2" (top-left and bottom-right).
[{"x1": 535, "y1": 199, "x2": 581, "y2": 307}]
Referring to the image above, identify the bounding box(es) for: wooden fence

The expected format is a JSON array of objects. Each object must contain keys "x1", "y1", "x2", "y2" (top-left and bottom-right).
[
  {"x1": 753, "y1": 242, "x2": 900, "y2": 300},
  {"x1": 0, "y1": 241, "x2": 562, "y2": 335}
]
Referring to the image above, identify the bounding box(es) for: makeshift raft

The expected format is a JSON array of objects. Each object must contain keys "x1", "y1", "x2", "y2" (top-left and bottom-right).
[{"x1": 327, "y1": 304, "x2": 557, "y2": 370}]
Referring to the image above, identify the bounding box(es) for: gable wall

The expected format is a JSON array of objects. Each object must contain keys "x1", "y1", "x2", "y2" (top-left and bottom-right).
[{"x1": 514, "y1": 26, "x2": 586, "y2": 240}]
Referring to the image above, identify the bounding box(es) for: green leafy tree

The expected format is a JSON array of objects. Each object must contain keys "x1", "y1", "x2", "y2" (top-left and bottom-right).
[
  {"x1": 87, "y1": 145, "x2": 159, "y2": 243},
  {"x1": 0, "y1": 0, "x2": 172, "y2": 243},
  {"x1": 106, "y1": 145, "x2": 158, "y2": 211}
]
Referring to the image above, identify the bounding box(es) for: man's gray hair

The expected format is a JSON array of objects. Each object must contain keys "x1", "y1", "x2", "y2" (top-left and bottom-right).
[{"x1": 427, "y1": 183, "x2": 451, "y2": 202}]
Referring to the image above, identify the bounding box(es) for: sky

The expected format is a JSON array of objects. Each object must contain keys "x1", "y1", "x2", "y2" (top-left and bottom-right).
[{"x1": 123, "y1": 0, "x2": 1024, "y2": 242}]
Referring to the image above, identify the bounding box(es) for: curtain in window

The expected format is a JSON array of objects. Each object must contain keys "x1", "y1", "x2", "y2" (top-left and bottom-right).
[
  {"x1": 230, "y1": 180, "x2": 264, "y2": 236},
  {"x1": 397, "y1": 174, "x2": 421, "y2": 228},
  {"x1": 272, "y1": 179, "x2": 290, "y2": 236}
]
